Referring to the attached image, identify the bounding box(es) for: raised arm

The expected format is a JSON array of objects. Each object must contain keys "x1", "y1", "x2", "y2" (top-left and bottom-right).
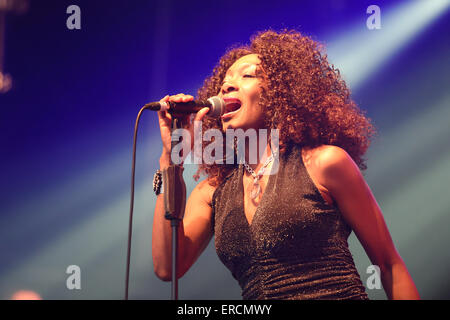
[{"x1": 151, "y1": 93, "x2": 216, "y2": 281}]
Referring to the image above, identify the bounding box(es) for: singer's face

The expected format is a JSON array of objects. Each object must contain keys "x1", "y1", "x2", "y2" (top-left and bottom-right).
[{"x1": 218, "y1": 54, "x2": 266, "y2": 132}]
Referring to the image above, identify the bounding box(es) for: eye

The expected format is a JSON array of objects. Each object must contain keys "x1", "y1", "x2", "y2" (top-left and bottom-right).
[{"x1": 243, "y1": 74, "x2": 256, "y2": 78}]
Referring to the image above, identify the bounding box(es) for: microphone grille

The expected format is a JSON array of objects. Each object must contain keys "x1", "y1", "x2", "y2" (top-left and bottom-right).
[{"x1": 207, "y1": 96, "x2": 226, "y2": 118}]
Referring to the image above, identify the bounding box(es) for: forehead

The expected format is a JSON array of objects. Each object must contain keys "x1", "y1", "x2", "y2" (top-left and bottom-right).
[{"x1": 226, "y1": 54, "x2": 261, "y2": 75}]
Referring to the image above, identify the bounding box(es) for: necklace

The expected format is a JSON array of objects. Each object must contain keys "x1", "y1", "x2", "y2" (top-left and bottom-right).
[{"x1": 243, "y1": 155, "x2": 274, "y2": 200}]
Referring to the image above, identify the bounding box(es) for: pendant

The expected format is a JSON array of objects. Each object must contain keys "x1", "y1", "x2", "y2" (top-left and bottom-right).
[{"x1": 250, "y1": 178, "x2": 261, "y2": 199}]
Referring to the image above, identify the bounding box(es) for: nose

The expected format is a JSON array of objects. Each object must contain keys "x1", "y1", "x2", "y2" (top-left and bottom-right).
[{"x1": 221, "y1": 81, "x2": 238, "y2": 94}]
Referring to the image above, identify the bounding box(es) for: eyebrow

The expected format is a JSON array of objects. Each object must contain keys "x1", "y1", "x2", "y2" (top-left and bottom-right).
[{"x1": 225, "y1": 63, "x2": 258, "y2": 77}]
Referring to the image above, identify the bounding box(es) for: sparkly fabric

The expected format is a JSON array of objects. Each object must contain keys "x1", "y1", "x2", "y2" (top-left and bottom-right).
[{"x1": 212, "y1": 145, "x2": 369, "y2": 300}]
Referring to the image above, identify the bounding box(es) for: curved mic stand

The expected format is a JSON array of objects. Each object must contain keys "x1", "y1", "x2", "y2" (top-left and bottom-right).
[{"x1": 163, "y1": 117, "x2": 187, "y2": 300}]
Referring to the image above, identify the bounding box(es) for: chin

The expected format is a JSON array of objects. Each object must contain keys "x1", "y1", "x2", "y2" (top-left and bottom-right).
[
  {"x1": 221, "y1": 121, "x2": 235, "y2": 132},
  {"x1": 222, "y1": 118, "x2": 259, "y2": 132}
]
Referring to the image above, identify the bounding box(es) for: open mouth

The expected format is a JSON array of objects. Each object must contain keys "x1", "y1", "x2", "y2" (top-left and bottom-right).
[{"x1": 222, "y1": 98, "x2": 242, "y2": 118}]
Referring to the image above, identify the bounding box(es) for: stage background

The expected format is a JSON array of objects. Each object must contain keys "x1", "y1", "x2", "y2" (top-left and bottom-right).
[{"x1": 0, "y1": 0, "x2": 449, "y2": 299}]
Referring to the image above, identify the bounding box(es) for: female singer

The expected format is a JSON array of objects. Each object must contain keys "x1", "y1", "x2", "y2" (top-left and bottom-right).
[{"x1": 152, "y1": 29, "x2": 419, "y2": 299}]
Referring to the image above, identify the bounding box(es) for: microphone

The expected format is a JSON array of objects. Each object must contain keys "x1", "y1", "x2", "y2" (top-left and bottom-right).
[{"x1": 143, "y1": 96, "x2": 225, "y2": 118}]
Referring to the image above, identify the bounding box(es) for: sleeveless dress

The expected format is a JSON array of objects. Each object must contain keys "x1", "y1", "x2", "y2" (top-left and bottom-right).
[{"x1": 211, "y1": 145, "x2": 369, "y2": 300}]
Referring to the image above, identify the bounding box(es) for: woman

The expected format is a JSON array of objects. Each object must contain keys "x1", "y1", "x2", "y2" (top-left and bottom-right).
[{"x1": 152, "y1": 29, "x2": 419, "y2": 300}]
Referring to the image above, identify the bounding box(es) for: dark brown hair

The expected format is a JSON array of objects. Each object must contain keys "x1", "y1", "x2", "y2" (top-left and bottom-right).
[{"x1": 195, "y1": 29, "x2": 376, "y2": 186}]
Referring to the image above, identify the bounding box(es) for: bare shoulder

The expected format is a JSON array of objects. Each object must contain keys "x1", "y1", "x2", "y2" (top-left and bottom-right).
[
  {"x1": 302, "y1": 145, "x2": 354, "y2": 171},
  {"x1": 301, "y1": 145, "x2": 358, "y2": 204},
  {"x1": 302, "y1": 144, "x2": 360, "y2": 187},
  {"x1": 302, "y1": 144, "x2": 348, "y2": 163}
]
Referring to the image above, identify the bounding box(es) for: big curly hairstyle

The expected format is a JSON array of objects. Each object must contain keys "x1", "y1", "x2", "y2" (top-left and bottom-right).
[{"x1": 195, "y1": 29, "x2": 376, "y2": 186}]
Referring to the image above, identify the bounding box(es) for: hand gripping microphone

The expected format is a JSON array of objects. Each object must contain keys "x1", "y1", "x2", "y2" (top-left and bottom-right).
[{"x1": 143, "y1": 96, "x2": 225, "y2": 118}]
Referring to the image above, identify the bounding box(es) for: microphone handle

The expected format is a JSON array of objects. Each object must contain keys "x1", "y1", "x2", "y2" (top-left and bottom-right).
[
  {"x1": 143, "y1": 100, "x2": 210, "y2": 114},
  {"x1": 167, "y1": 100, "x2": 210, "y2": 115}
]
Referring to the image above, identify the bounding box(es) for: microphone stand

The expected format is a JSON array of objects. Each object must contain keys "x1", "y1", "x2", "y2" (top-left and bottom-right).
[{"x1": 162, "y1": 116, "x2": 187, "y2": 300}]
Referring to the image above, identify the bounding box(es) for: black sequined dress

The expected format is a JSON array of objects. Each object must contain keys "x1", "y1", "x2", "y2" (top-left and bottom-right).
[{"x1": 211, "y1": 145, "x2": 368, "y2": 300}]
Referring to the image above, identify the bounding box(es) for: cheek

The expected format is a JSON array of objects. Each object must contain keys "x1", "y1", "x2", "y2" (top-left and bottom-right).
[{"x1": 243, "y1": 84, "x2": 262, "y2": 106}]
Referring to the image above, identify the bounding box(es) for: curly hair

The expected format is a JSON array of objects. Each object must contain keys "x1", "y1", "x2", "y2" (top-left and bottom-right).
[{"x1": 194, "y1": 29, "x2": 376, "y2": 186}]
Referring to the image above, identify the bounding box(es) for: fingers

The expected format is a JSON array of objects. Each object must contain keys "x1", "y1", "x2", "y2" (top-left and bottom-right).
[
  {"x1": 159, "y1": 94, "x2": 170, "y2": 103},
  {"x1": 157, "y1": 95, "x2": 169, "y2": 116},
  {"x1": 157, "y1": 108, "x2": 172, "y2": 122},
  {"x1": 168, "y1": 94, "x2": 194, "y2": 103},
  {"x1": 158, "y1": 93, "x2": 194, "y2": 114},
  {"x1": 194, "y1": 107, "x2": 210, "y2": 122},
  {"x1": 158, "y1": 93, "x2": 208, "y2": 125}
]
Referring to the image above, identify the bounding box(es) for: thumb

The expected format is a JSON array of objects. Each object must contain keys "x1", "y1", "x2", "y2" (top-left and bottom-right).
[{"x1": 194, "y1": 107, "x2": 211, "y2": 122}]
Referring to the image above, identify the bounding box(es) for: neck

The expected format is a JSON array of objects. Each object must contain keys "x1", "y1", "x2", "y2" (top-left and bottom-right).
[{"x1": 243, "y1": 135, "x2": 272, "y2": 172}]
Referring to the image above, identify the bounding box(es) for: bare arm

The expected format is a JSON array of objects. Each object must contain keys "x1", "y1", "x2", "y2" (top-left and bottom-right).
[
  {"x1": 152, "y1": 162, "x2": 215, "y2": 281},
  {"x1": 151, "y1": 93, "x2": 215, "y2": 281},
  {"x1": 315, "y1": 145, "x2": 420, "y2": 299}
]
